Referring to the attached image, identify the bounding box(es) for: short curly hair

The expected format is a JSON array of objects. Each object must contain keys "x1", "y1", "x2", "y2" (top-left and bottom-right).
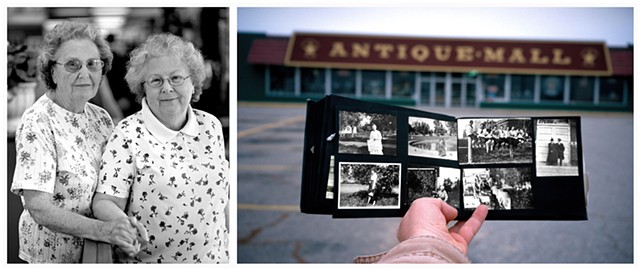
[
  {"x1": 37, "y1": 21, "x2": 113, "y2": 90},
  {"x1": 125, "y1": 33, "x2": 206, "y2": 103}
]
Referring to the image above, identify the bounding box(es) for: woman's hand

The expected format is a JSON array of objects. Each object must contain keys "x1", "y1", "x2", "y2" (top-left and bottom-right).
[
  {"x1": 100, "y1": 218, "x2": 140, "y2": 256},
  {"x1": 110, "y1": 217, "x2": 150, "y2": 258}
]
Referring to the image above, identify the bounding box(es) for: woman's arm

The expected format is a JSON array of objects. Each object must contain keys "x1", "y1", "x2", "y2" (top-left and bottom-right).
[
  {"x1": 23, "y1": 189, "x2": 138, "y2": 250},
  {"x1": 91, "y1": 193, "x2": 128, "y2": 221}
]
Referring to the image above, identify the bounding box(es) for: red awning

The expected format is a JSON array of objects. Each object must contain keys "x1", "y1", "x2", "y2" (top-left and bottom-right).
[
  {"x1": 609, "y1": 49, "x2": 633, "y2": 76},
  {"x1": 247, "y1": 38, "x2": 289, "y2": 65}
]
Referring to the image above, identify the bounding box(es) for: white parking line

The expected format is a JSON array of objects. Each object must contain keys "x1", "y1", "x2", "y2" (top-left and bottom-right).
[{"x1": 238, "y1": 115, "x2": 306, "y2": 138}]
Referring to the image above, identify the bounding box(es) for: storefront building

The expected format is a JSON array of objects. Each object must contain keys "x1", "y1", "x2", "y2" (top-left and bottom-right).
[{"x1": 239, "y1": 32, "x2": 632, "y2": 111}]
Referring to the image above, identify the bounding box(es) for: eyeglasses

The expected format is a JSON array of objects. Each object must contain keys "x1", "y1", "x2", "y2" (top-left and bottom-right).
[
  {"x1": 55, "y1": 59, "x2": 105, "y2": 73},
  {"x1": 144, "y1": 75, "x2": 191, "y2": 88}
]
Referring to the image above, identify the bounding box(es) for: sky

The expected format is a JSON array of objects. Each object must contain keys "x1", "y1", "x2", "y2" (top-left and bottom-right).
[{"x1": 238, "y1": 7, "x2": 634, "y2": 47}]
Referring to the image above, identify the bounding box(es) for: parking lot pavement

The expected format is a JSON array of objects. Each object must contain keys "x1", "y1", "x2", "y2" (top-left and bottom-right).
[{"x1": 237, "y1": 102, "x2": 633, "y2": 263}]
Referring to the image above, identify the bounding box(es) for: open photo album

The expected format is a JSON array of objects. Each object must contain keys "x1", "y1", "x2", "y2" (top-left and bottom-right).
[{"x1": 300, "y1": 95, "x2": 587, "y2": 220}]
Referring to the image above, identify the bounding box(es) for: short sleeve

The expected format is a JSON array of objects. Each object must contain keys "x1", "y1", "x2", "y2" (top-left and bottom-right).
[
  {"x1": 212, "y1": 116, "x2": 227, "y2": 160},
  {"x1": 96, "y1": 128, "x2": 135, "y2": 199},
  {"x1": 11, "y1": 112, "x2": 57, "y2": 196},
  {"x1": 211, "y1": 115, "x2": 229, "y2": 192}
]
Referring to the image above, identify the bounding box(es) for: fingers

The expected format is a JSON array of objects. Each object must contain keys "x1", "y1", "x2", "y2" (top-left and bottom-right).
[
  {"x1": 115, "y1": 241, "x2": 141, "y2": 258},
  {"x1": 449, "y1": 204, "x2": 489, "y2": 245},
  {"x1": 129, "y1": 216, "x2": 149, "y2": 244},
  {"x1": 112, "y1": 236, "x2": 139, "y2": 257},
  {"x1": 107, "y1": 218, "x2": 138, "y2": 244}
]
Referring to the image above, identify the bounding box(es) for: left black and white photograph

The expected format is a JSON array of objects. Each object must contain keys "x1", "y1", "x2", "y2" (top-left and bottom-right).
[
  {"x1": 408, "y1": 116, "x2": 457, "y2": 160},
  {"x1": 458, "y1": 118, "x2": 533, "y2": 165},
  {"x1": 338, "y1": 110, "x2": 397, "y2": 156},
  {"x1": 462, "y1": 167, "x2": 533, "y2": 210},
  {"x1": 7, "y1": 7, "x2": 230, "y2": 263},
  {"x1": 338, "y1": 162, "x2": 401, "y2": 209}
]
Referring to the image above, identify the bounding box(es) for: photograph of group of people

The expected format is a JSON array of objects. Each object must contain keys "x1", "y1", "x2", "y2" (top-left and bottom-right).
[
  {"x1": 407, "y1": 167, "x2": 461, "y2": 209},
  {"x1": 462, "y1": 168, "x2": 533, "y2": 210},
  {"x1": 337, "y1": 162, "x2": 401, "y2": 209},
  {"x1": 408, "y1": 117, "x2": 457, "y2": 161},
  {"x1": 338, "y1": 111, "x2": 397, "y2": 156},
  {"x1": 458, "y1": 118, "x2": 533, "y2": 164}
]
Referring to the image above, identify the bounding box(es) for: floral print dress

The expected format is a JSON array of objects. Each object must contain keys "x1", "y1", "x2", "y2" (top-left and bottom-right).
[
  {"x1": 11, "y1": 94, "x2": 114, "y2": 263},
  {"x1": 96, "y1": 99, "x2": 229, "y2": 263}
]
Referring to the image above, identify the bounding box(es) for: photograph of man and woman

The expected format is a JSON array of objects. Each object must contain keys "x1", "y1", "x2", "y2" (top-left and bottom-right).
[{"x1": 535, "y1": 118, "x2": 580, "y2": 177}]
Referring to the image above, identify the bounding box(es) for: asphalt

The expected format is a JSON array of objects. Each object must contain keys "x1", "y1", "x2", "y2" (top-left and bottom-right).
[{"x1": 237, "y1": 102, "x2": 633, "y2": 263}]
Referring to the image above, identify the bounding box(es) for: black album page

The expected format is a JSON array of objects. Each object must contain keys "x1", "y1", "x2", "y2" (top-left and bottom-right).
[{"x1": 300, "y1": 95, "x2": 587, "y2": 220}]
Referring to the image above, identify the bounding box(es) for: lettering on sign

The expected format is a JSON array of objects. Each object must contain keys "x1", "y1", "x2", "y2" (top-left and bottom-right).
[{"x1": 285, "y1": 33, "x2": 612, "y2": 76}]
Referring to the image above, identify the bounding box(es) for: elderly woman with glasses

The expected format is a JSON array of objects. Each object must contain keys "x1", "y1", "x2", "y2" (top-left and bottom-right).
[
  {"x1": 92, "y1": 33, "x2": 229, "y2": 263},
  {"x1": 10, "y1": 21, "x2": 143, "y2": 263}
]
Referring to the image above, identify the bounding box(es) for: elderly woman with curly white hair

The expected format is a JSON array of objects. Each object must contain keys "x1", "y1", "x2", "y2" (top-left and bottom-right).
[
  {"x1": 91, "y1": 33, "x2": 229, "y2": 263},
  {"x1": 10, "y1": 20, "x2": 144, "y2": 264}
]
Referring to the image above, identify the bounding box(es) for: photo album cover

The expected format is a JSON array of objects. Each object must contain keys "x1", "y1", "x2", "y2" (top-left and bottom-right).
[{"x1": 300, "y1": 95, "x2": 587, "y2": 220}]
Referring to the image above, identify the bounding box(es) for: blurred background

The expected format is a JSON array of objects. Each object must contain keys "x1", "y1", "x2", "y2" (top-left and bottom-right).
[
  {"x1": 6, "y1": 7, "x2": 229, "y2": 263},
  {"x1": 237, "y1": 7, "x2": 633, "y2": 263}
]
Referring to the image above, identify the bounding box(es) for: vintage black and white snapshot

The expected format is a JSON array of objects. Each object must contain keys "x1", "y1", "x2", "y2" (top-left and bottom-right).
[
  {"x1": 462, "y1": 167, "x2": 533, "y2": 210},
  {"x1": 338, "y1": 162, "x2": 401, "y2": 209},
  {"x1": 535, "y1": 118, "x2": 580, "y2": 177},
  {"x1": 338, "y1": 111, "x2": 397, "y2": 156},
  {"x1": 407, "y1": 167, "x2": 461, "y2": 208},
  {"x1": 458, "y1": 118, "x2": 533, "y2": 165},
  {"x1": 408, "y1": 116, "x2": 458, "y2": 160}
]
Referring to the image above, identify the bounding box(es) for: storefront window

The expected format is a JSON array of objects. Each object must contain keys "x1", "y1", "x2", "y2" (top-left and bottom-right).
[
  {"x1": 466, "y1": 81, "x2": 476, "y2": 106},
  {"x1": 391, "y1": 71, "x2": 415, "y2": 98},
  {"x1": 540, "y1": 75, "x2": 564, "y2": 102},
  {"x1": 599, "y1": 77, "x2": 625, "y2": 103},
  {"x1": 434, "y1": 73, "x2": 446, "y2": 106},
  {"x1": 483, "y1": 74, "x2": 505, "y2": 102},
  {"x1": 510, "y1": 75, "x2": 535, "y2": 102},
  {"x1": 268, "y1": 66, "x2": 295, "y2": 94},
  {"x1": 301, "y1": 68, "x2": 325, "y2": 94},
  {"x1": 570, "y1": 76, "x2": 595, "y2": 103},
  {"x1": 362, "y1": 70, "x2": 386, "y2": 98},
  {"x1": 331, "y1": 69, "x2": 356, "y2": 95},
  {"x1": 451, "y1": 83, "x2": 461, "y2": 106}
]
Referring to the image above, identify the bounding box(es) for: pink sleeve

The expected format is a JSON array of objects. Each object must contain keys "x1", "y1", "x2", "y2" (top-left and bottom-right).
[{"x1": 353, "y1": 235, "x2": 470, "y2": 264}]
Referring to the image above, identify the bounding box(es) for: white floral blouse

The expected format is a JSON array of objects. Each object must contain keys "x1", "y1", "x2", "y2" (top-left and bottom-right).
[
  {"x1": 96, "y1": 98, "x2": 229, "y2": 263},
  {"x1": 11, "y1": 94, "x2": 114, "y2": 263}
]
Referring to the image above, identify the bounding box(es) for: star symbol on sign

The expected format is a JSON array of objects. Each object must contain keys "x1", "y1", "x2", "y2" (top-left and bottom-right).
[
  {"x1": 301, "y1": 38, "x2": 320, "y2": 59},
  {"x1": 580, "y1": 48, "x2": 599, "y2": 67}
]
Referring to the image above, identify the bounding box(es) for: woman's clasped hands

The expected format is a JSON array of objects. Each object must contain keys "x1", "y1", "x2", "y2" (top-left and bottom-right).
[{"x1": 103, "y1": 217, "x2": 149, "y2": 257}]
